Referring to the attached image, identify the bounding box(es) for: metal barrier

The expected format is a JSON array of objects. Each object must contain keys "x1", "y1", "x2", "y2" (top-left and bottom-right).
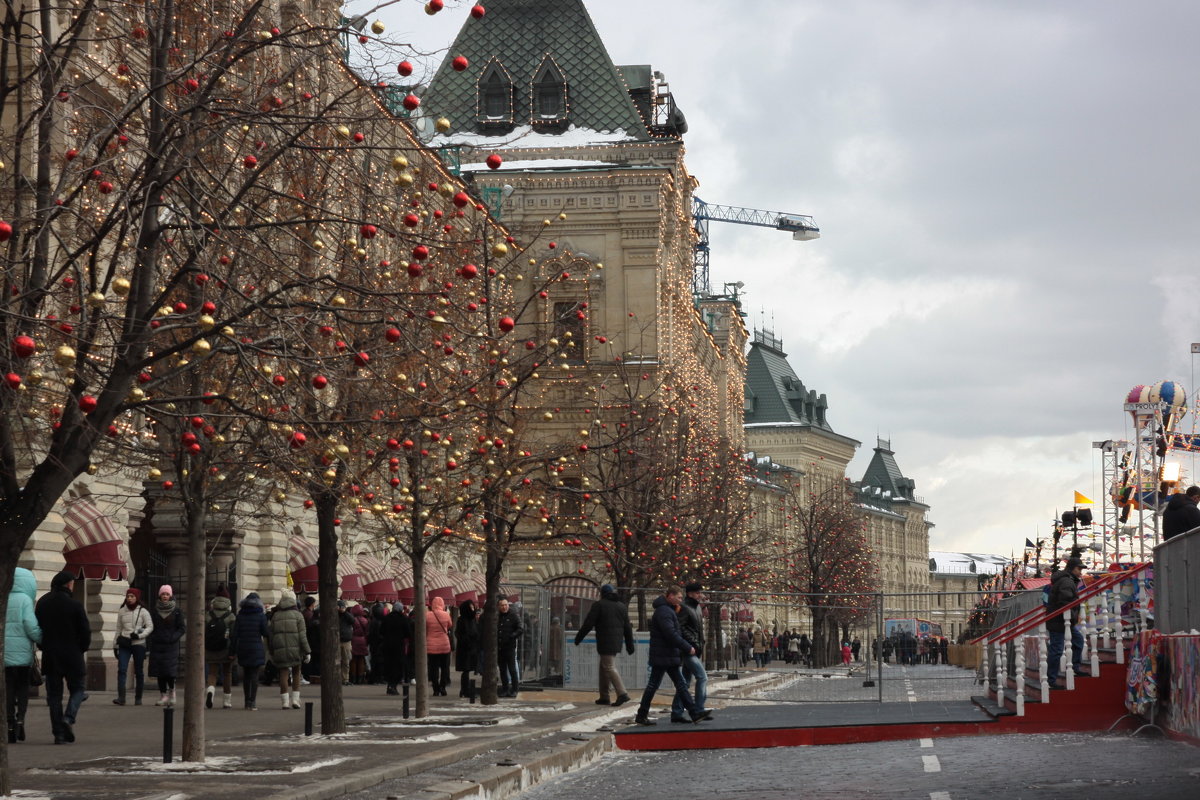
[{"x1": 1155, "y1": 526, "x2": 1200, "y2": 634}]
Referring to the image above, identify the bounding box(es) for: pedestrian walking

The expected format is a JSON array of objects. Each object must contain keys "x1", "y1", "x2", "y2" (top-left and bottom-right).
[
  {"x1": 336, "y1": 600, "x2": 354, "y2": 685},
  {"x1": 496, "y1": 597, "x2": 523, "y2": 697},
  {"x1": 112, "y1": 587, "x2": 152, "y2": 706},
  {"x1": 736, "y1": 628, "x2": 751, "y2": 667},
  {"x1": 1046, "y1": 557, "x2": 1087, "y2": 686},
  {"x1": 350, "y1": 603, "x2": 370, "y2": 684},
  {"x1": 573, "y1": 583, "x2": 635, "y2": 706},
  {"x1": 5, "y1": 567, "x2": 42, "y2": 743},
  {"x1": 35, "y1": 570, "x2": 91, "y2": 744},
  {"x1": 841, "y1": 641, "x2": 852, "y2": 666},
  {"x1": 798, "y1": 632, "x2": 811, "y2": 666},
  {"x1": 381, "y1": 602, "x2": 413, "y2": 694},
  {"x1": 146, "y1": 585, "x2": 185, "y2": 707},
  {"x1": 633, "y1": 586, "x2": 707, "y2": 726},
  {"x1": 301, "y1": 596, "x2": 320, "y2": 681},
  {"x1": 752, "y1": 626, "x2": 769, "y2": 668},
  {"x1": 851, "y1": 637, "x2": 861, "y2": 662},
  {"x1": 203, "y1": 586, "x2": 236, "y2": 709},
  {"x1": 672, "y1": 582, "x2": 711, "y2": 723},
  {"x1": 367, "y1": 602, "x2": 387, "y2": 684},
  {"x1": 230, "y1": 592, "x2": 269, "y2": 710},
  {"x1": 268, "y1": 592, "x2": 311, "y2": 709},
  {"x1": 454, "y1": 599, "x2": 481, "y2": 699},
  {"x1": 426, "y1": 596, "x2": 453, "y2": 696}
]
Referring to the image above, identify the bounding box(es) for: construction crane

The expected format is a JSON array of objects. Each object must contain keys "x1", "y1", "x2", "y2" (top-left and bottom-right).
[{"x1": 692, "y1": 196, "x2": 820, "y2": 296}]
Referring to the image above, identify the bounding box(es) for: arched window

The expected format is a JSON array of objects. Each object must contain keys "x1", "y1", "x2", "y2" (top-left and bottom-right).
[
  {"x1": 531, "y1": 56, "x2": 568, "y2": 127},
  {"x1": 477, "y1": 61, "x2": 514, "y2": 126}
]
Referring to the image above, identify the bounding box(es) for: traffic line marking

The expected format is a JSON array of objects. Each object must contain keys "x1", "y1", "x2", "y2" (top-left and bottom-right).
[
  {"x1": 923, "y1": 755, "x2": 941, "y2": 772},
  {"x1": 930, "y1": 793, "x2": 951, "y2": 800},
  {"x1": 919, "y1": 738, "x2": 934, "y2": 748}
]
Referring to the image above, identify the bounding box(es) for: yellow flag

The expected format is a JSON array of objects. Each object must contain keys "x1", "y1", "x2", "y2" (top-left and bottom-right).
[{"x1": 1074, "y1": 491, "x2": 1093, "y2": 505}]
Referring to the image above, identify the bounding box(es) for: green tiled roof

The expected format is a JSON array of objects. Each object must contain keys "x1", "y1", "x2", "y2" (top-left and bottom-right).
[
  {"x1": 743, "y1": 337, "x2": 834, "y2": 431},
  {"x1": 861, "y1": 438, "x2": 919, "y2": 502},
  {"x1": 421, "y1": 0, "x2": 651, "y2": 140}
]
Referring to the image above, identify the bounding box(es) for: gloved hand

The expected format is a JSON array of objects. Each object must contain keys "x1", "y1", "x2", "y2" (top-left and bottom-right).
[
  {"x1": 303, "y1": 654, "x2": 311, "y2": 663},
  {"x1": 626, "y1": 645, "x2": 635, "y2": 655}
]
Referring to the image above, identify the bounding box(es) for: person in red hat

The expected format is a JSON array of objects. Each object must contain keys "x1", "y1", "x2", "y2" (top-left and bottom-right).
[{"x1": 113, "y1": 587, "x2": 152, "y2": 706}]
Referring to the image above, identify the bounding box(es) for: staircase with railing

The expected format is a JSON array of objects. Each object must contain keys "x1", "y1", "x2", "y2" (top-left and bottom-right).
[{"x1": 969, "y1": 563, "x2": 1153, "y2": 728}]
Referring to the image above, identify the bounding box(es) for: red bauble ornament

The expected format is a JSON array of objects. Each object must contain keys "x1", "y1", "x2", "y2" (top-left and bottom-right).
[
  {"x1": 243, "y1": 155, "x2": 257, "y2": 169},
  {"x1": 11, "y1": 335, "x2": 35, "y2": 358},
  {"x1": 427, "y1": 0, "x2": 444, "y2": 12},
  {"x1": 132, "y1": 27, "x2": 148, "y2": 39},
  {"x1": 273, "y1": 374, "x2": 286, "y2": 386},
  {"x1": 385, "y1": 327, "x2": 401, "y2": 342},
  {"x1": 78, "y1": 395, "x2": 98, "y2": 413},
  {"x1": 412, "y1": 245, "x2": 429, "y2": 261},
  {"x1": 303, "y1": 499, "x2": 314, "y2": 509},
  {"x1": 498, "y1": 316, "x2": 515, "y2": 332},
  {"x1": 5, "y1": 372, "x2": 22, "y2": 389},
  {"x1": 353, "y1": 351, "x2": 370, "y2": 366},
  {"x1": 403, "y1": 213, "x2": 420, "y2": 227},
  {"x1": 460, "y1": 263, "x2": 478, "y2": 279},
  {"x1": 471, "y1": 4, "x2": 486, "y2": 19},
  {"x1": 0, "y1": 221, "x2": 12, "y2": 242},
  {"x1": 397, "y1": 61, "x2": 414, "y2": 76},
  {"x1": 353, "y1": 132, "x2": 365, "y2": 143},
  {"x1": 407, "y1": 263, "x2": 423, "y2": 277},
  {"x1": 98, "y1": 181, "x2": 114, "y2": 194},
  {"x1": 289, "y1": 431, "x2": 307, "y2": 449},
  {"x1": 452, "y1": 55, "x2": 469, "y2": 72},
  {"x1": 312, "y1": 375, "x2": 328, "y2": 389},
  {"x1": 452, "y1": 192, "x2": 471, "y2": 208},
  {"x1": 360, "y1": 224, "x2": 377, "y2": 238},
  {"x1": 162, "y1": 480, "x2": 174, "y2": 490},
  {"x1": 402, "y1": 94, "x2": 421, "y2": 111},
  {"x1": 485, "y1": 153, "x2": 503, "y2": 170}
]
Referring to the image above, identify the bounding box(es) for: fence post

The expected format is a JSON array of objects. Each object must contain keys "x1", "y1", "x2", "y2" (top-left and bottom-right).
[{"x1": 162, "y1": 707, "x2": 173, "y2": 764}]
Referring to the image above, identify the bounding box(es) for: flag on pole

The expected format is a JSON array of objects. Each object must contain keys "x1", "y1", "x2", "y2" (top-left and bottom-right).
[
  {"x1": 1074, "y1": 491, "x2": 1094, "y2": 505},
  {"x1": 1025, "y1": 538, "x2": 1036, "y2": 548}
]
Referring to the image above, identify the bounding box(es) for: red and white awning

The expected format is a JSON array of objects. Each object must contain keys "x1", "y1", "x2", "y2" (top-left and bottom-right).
[
  {"x1": 61, "y1": 497, "x2": 129, "y2": 581},
  {"x1": 337, "y1": 558, "x2": 365, "y2": 601},
  {"x1": 358, "y1": 553, "x2": 398, "y2": 602},
  {"x1": 288, "y1": 536, "x2": 320, "y2": 593},
  {"x1": 446, "y1": 569, "x2": 478, "y2": 604}
]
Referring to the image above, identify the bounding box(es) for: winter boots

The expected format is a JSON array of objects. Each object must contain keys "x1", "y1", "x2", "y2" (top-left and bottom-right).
[
  {"x1": 155, "y1": 693, "x2": 169, "y2": 706},
  {"x1": 222, "y1": 692, "x2": 233, "y2": 708},
  {"x1": 290, "y1": 691, "x2": 301, "y2": 710},
  {"x1": 205, "y1": 685, "x2": 215, "y2": 709}
]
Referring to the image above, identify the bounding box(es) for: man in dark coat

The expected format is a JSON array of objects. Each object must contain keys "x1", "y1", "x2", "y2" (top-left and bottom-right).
[
  {"x1": 574, "y1": 584, "x2": 635, "y2": 706},
  {"x1": 1046, "y1": 557, "x2": 1086, "y2": 686},
  {"x1": 496, "y1": 598, "x2": 524, "y2": 697},
  {"x1": 671, "y1": 582, "x2": 710, "y2": 722},
  {"x1": 633, "y1": 586, "x2": 706, "y2": 726},
  {"x1": 1162, "y1": 486, "x2": 1200, "y2": 540},
  {"x1": 35, "y1": 570, "x2": 91, "y2": 744},
  {"x1": 380, "y1": 602, "x2": 414, "y2": 693}
]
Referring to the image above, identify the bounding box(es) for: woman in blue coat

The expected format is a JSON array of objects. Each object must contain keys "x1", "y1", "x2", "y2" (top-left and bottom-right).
[
  {"x1": 229, "y1": 592, "x2": 269, "y2": 710},
  {"x1": 5, "y1": 568, "x2": 42, "y2": 743}
]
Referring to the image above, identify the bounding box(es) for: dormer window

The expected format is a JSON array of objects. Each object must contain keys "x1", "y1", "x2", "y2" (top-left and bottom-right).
[
  {"x1": 477, "y1": 61, "x2": 514, "y2": 128},
  {"x1": 531, "y1": 56, "x2": 568, "y2": 128}
]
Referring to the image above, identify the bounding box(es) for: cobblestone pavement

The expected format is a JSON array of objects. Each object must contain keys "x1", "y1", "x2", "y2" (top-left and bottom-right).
[
  {"x1": 514, "y1": 732, "x2": 1200, "y2": 800},
  {"x1": 714, "y1": 662, "x2": 984, "y2": 705}
]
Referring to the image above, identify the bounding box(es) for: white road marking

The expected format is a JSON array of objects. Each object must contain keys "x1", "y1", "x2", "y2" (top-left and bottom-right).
[
  {"x1": 930, "y1": 793, "x2": 951, "y2": 800},
  {"x1": 919, "y1": 738, "x2": 934, "y2": 748},
  {"x1": 923, "y1": 755, "x2": 941, "y2": 772}
]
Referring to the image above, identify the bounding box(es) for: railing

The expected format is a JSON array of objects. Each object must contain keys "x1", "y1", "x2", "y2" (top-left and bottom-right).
[
  {"x1": 970, "y1": 563, "x2": 1152, "y2": 715},
  {"x1": 1155, "y1": 525, "x2": 1200, "y2": 633}
]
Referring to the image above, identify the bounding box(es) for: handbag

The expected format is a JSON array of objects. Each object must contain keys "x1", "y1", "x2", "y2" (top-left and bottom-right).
[
  {"x1": 116, "y1": 635, "x2": 133, "y2": 649},
  {"x1": 29, "y1": 652, "x2": 43, "y2": 687},
  {"x1": 445, "y1": 622, "x2": 456, "y2": 651}
]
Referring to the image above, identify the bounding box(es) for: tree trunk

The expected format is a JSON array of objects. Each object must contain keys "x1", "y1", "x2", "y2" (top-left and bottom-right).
[
  {"x1": 480, "y1": 538, "x2": 502, "y2": 705},
  {"x1": 411, "y1": 555, "x2": 428, "y2": 718},
  {"x1": 181, "y1": 497, "x2": 208, "y2": 760},
  {"x1": 315, "y1": 492, "x2": 344, "y2": 734}
]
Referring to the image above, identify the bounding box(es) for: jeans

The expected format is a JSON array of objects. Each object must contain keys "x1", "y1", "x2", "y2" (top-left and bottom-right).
[
  {"x1": 637, "y1": 663, "x2": 697, "y2": 719},
  {"x1": 1046, "y1": 625, "x2": 1084, "y2": 683},
  {"x1": 241, "y1": 665, "x2": 260, "y2": 707},
  {"x1": 45, "y1": 669, "x2": 87, "y2": 735},
  {"x1": 498, "y1": 645, "x2": 520, "y2": 693},
  {"x1": 116, "y1": 645, "x2": 146, "y2": 700},
  {"x1": 672, "y1": 653, "x2": 707, "y2": 717},
  {"x1": 4, "y1": 666, "x2": 30, "y2": 726}
]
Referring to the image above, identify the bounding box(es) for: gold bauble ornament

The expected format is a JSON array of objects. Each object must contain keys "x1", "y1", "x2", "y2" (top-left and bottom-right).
[
  {"x1": 391, "y1": 155, "x2": 409, "y2": 171},
  {"x1": 370, "y1": 20, "x2": 385, "y2": 34},
  {"x1": 492, "y1": 243, "x2": 508, "y2": 257},
  {"x1": 435, "y1": 117, "x2": 451, "y2": 132},
  {"x1": 335, "y1": 125, "x2": 351, "y2": 139},
  {"x1": 192, "y1": 339, "x2": 212, "y2": 354},
  {"x1": 112, "y1": 277, "x2": 131, "y2": 296},
  {"x1": 54, "y1": 346, "x2": 76, "y2": 366},
  {"x1": 86, "y1": 291, "x2": 106, "y2": 308}
]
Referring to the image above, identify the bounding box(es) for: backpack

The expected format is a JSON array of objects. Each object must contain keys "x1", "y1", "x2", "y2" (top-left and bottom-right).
[{"x1": 205, "y1": 611, "x2": 229, "y2": 652}]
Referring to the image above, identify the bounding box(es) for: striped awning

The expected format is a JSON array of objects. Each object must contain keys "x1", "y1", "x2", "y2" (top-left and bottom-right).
[
  {"x1": 358, "y1": 553, "x2": 398, "y2": 602},
  {"x1": 61, "y1": 497, "x2": 128, "y2": 580},
  {"x1": 446, "y1": 569, "x2": 478, "y2": 604},
  {"x1": 337, "y1": 558, "x2": 365, "y2": 601},
  {"x1": 543, "y1": 576, "x2": 600, "y2": 600},
  {"x1": 424, "y1": 565, "x2": 456, "y2": 604},
  {"x1": 288, "y1": 536, "x2": 320, "y2": 593}
]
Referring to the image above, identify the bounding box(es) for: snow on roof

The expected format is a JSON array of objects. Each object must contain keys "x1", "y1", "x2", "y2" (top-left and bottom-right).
[
  {"x1": 928, "y1": 551, "x2": 1011, "y2": 575},
  {"x1": 461, "y1": 158, "x2": 622, "y2": 172},
  {"x1": 426, "y1": 124, "x2": 637, "y2": 149}
]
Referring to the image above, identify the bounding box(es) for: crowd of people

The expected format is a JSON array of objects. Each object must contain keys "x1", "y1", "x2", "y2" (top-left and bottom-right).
[{"x1": 4, "y1": 570, "x2": 534, "y2": 745}]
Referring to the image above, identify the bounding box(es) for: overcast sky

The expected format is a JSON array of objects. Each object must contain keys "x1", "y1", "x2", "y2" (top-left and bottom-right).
[{"x1": 353, "y1": 0, "x2": 1200, "y2": 557}]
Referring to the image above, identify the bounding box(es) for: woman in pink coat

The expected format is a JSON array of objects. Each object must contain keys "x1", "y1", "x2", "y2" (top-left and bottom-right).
[
  {"x1": 425, "y1": 596, "x2": 453, "y2": 696},
  {"x1": 841, "y1": 642, "x2": 852, "y2": 666}
]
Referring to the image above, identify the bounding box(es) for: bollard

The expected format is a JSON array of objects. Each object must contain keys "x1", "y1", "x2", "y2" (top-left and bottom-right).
[
  {"x1": 402, "y1": 682, "x2": 410, "y2": 719},
  {"x1": 468, "y1": 678, "x2": 476, "y2": 704},
  {"x1": 162, "y1": 707, "x2": 173, "y2": 764},
  {"x1": 304, "y1": 701, "x2": 314, "y2": 736}
]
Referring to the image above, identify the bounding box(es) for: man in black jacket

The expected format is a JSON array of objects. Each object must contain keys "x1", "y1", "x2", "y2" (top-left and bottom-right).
[
  {"x1": 1163, "y1": 486, "x2": 1200, "y2": 540},
  {"x1": 633, "y1": 587, "x2": 704, "y2": 726},
  {"x1": 671, "y1": 582, "x2": 711, "y2": 723},
  {"x1": 574, "y1": 584, "x2": 635, "y2": 706},
  {"x1": 35, "y1": 571, "x2": 92, "y2": 744},
  {"x1": 496, "y1": 598, "x2": 524, "y2": 697},
  {"x1": 1046, "y1": 558, "x2": 1086, "y2": 687}
]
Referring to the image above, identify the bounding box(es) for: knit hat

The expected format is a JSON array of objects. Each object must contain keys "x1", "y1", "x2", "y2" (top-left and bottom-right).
[
  {"x1": 600, "y1": 584, "x2": 617, "y2": 597},
  {"x1": 1066, "y1": 557, "x2": 1085, "y2": 571},
  {"x1": 685, "y1": 582, "x2": 703, "y2": 593},
  {"x1": 51, "y1": 570, "x2": 76, "y2": 589},
  {"x1": 216, "y1": 584, "x2": 230, "y2": 599},
  {"x1": 158, "y1": 584, "x2": 174, "y2": 598},
  {"x1": 124, "y1": 586, "x2": 143, "y2": 606}
]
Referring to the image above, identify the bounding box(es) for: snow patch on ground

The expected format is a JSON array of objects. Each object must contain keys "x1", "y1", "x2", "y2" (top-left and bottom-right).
[{"x1": 28, "y1": 755, "x2": 352, "y2": 776}]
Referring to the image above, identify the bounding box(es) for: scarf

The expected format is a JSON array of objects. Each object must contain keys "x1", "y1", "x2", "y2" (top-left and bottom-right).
[{"x1": 157, "y1": 598, "x2": 177, "y2": 617}]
